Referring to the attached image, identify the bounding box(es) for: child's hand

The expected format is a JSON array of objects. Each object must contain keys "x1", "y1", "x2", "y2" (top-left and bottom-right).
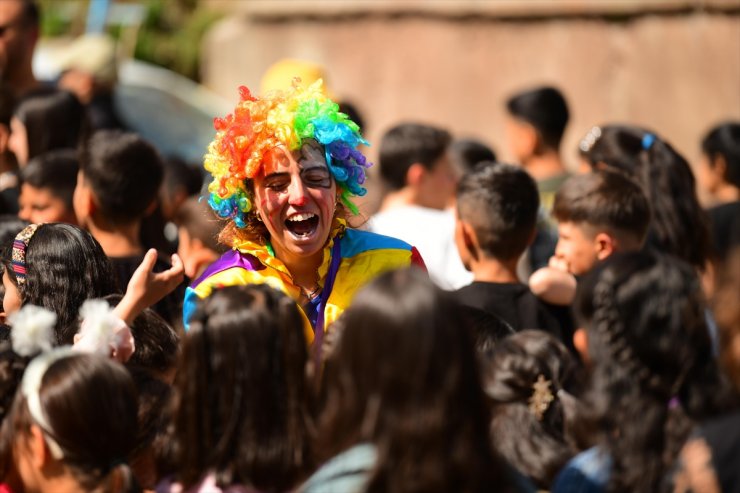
[
  {"x1": 115, "y1": 249, "x2": 185, "y2": 325},
  {"x1": 529, "y1": 263, "x2": 577, "y2": 306}
]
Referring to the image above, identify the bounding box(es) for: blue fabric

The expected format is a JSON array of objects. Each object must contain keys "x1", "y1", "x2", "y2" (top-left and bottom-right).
[
  {"x1": 552, "y1": 447, "x2": 611, "y2": 493},
  {"x1": 299, "y1": 443, "x2": 377, "y2": 493},
  {"x1": 339, "y1": 229, "x2": 412, "y2": 259}
]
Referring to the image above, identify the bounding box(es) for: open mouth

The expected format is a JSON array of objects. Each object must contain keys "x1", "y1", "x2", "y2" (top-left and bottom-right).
[{"x1": 285, "y1": 212, "x2": 319, "y2": 238}]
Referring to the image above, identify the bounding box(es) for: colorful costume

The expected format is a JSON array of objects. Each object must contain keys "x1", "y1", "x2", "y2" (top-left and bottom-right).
[{"x1": 184, "y1": 220, "x2": 424, "y2": 342}]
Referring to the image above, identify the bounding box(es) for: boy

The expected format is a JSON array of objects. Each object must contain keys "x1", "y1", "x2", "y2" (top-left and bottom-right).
[
  {"x1": 74, "y1": 129, "x2": 184, "y2": 326},
  {"x1": 530, "y1": 169, "x2": 651, "y2": 302},
  {"x1": 368, "y1": 122, "x2": 471, "y2": 289},
  {"x1": 18, "y1": 149, "x2": 78, "y2": 224},
  {"x1": 174, "y1": 197, "x2": 227, "y2": 280},
  {"x1": 454, "y1": 162, "x2": 562, "y2": 338}
]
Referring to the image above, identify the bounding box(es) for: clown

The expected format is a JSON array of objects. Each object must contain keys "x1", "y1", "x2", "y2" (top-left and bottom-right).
[{"x1": 184, "y1": 80, "x2": 425, "y2": 347}]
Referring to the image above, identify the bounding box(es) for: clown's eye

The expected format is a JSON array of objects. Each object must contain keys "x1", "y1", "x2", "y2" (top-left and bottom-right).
[
  {"x1": 302, "y1": 168, "x2": 331, "y2": 188},
  {"x1": 263, "y1": 177, "x2": 289, "y2": 191}
]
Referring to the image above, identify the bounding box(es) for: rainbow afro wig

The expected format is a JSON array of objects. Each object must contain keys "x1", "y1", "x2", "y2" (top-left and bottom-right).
[{"x1": 204, "y1": 79, "x2": 371, "y2": 228}]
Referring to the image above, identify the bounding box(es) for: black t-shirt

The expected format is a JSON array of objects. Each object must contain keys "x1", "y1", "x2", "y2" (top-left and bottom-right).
[
  {"x1": 455, "y1": 281, "x2": 564, "y2": 341},
  {"x1": 708, "y1": 201, "x2": 740, "y2": 262},
  {"x1": 109, "y1": 254, "x2": 185, "y2": 329}
]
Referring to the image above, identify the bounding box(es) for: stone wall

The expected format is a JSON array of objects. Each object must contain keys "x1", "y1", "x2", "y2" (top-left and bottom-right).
[{"x1": 200, "y1": 1, "x2": 740, "y2": 212}]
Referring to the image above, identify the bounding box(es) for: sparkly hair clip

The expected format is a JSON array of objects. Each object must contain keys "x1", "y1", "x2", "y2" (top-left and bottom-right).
[
  {"x1": 579, "y1": 126, "x2": 602, "y2": 153},
  {"x1": 528, "y1": 374, "x2": 555, "y2": 421},
  {"x1": 11, "y1": 223, "x2": 40, "y2": 285}
]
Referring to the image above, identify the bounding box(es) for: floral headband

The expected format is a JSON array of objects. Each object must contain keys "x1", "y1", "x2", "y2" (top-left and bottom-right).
[
  {"x1": 204, "y1": 79, "x2": 371, "y2": 228},
  {"x1": 11, "y1": 223, "x2": 40, "y2": 285}
]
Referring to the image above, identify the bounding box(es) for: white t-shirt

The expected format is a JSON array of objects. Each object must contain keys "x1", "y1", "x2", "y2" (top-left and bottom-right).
[{"x1": 367, "y1": 206, "x2": 473, "y2": 290}]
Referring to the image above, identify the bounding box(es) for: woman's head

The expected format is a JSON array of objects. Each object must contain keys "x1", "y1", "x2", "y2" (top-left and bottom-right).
[
  {"x1": 579, "y1": 124, "x2": 710, "y2": 269},
  {"x1": 204, "y1": 81, "x2": 370, "y2": 255},
  {"x1": 2, "y1": 223, "x2": 117, "y2": 345},
  {"x1": 318, "y1": 268, "x2": 505, "y2": 491},
  {"x1": 574, "y1": 251, "x2": 732, "y2": 491},
  {"x1": 699, "y1": 121, "x2": 740, "y2": 195},
  {"x1": 483, "y1": 330, "x2": 580, "y2": 488},
  {"x1": 1, "y1": 351, "x2": 138, "y2": 492},
  {"x1": 8, "y1": 90, "x2": 86, "y2": 166},
  {"x1": 174, "y1": 284, "x2": 310, "y2": 490}
]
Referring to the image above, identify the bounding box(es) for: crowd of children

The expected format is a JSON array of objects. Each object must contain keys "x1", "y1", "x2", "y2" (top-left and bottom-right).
[{"x1": 0, "y1": 1, "x2": 738, "y2": 492}]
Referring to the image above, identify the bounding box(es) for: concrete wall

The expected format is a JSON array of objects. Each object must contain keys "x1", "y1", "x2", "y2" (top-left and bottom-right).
[{"x1": 200, "y1": 1, "x2": 740, "y2": 212}]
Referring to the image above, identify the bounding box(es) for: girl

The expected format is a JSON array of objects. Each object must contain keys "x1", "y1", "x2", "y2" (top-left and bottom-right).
[
  {"x1": 0, "y1": 351, "x2": 139, "y2": 493},
  {"x1": 1, "y1": 223, "x2": 117, "y2": 345},
  {"x1": 164, "y1": 284, "x2": 312, "y2": 492},
  {"x1": 552, "y1": 252, "x2": 734, "y2": 493},
  {"x1": 307, "y1": 268, "x2": 524, "y2": 493},
  {"x1": 482, "y1": 330, "x2": 581, "y2": 489}
]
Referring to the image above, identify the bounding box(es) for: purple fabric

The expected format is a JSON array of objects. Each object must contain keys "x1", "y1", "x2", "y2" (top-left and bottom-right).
[
  {"x1": 313, "y1": 240, "x2": 342, "y2": 362},
  {"x1": 190, "y1": 250, "x2": 264, "y2": 288}
]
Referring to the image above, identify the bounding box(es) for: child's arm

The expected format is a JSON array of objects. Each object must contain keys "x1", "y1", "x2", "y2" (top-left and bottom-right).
[
  {"x1": 114, "y1": 249, "x2": 185, "y2": 326},
  {"x1": 529, "y1": 257, "x2": 577, "y2": 306}
]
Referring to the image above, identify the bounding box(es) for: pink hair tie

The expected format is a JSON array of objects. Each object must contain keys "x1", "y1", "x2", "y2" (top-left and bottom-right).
[
  {"x1": 73, "y1": 300, "x2": 135, "y2": 363},
  {"x1": 11, "y1": 223, "x2": 40, "y2": 285}
]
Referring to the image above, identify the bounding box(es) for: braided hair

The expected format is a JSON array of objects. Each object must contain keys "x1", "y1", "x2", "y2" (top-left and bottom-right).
[{"x1": 574, "y1": 251, "x2": 734, "y2": 492}]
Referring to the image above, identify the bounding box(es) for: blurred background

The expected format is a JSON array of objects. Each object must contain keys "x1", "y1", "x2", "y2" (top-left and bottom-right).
[{"x1": 35, "y1": 0, "x2": 740, "y2": 211}]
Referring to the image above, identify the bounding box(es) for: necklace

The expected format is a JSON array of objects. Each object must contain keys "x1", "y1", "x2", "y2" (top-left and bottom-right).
[{"x1": 302, "y1": 284, "x2": 322, "y2": 300}]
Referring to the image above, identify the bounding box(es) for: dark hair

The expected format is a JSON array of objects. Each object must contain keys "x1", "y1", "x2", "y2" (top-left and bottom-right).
[
  {"x1": 317, "y1": 268, "x2": 513, "y2": 493},
  {"x1": 506, "y1": 86, "x2": 569, "y2": 150},
  {"x1": 174, "y1": 197, "x2": 227, "y2": 254},
  {"x1": 79, "y1": 130, "x2": 164, "y2": 225},
  {"x1": 702, "y1": 121, "x2": 740, "y2": 189},
  {"x1": 713, "y1": 247, "x2": 740, "y2": 393},
  {"x1": 0, "y1": 352, "x2": 139, "y2": 492},
  {"x1": 0, "y1": 342, "x2": 30, "y2": 426},
  {"x1": 174, "y1": 285, "x2": 311, "y2": 491},
  {"x1": 20, "y1": 149, "x2": 79, "y2": 209},
  {"x1": 483, "y1": 330, "x2": 580, "y2": 488},
  {"x1": 574, "y1": 251, "x2": 735, "y2": 493},
  {"x1": 1, "y1": 223, "x2": 118, "y2": 345},
  {"x1": 338, "y1": 101, "x2": 365, "y2": 134},
  {"x1": 457, "y1": 162, "x2": 540, "y2": 260},
  {"x1": 19, "y1": 0, "x2": 40, "y2": 29},
  {"x1": 104, "y1": 294, "x2": 180, "y2": 377},
  {"x1": 449, "y1": 139, "x2": 496, "y2": 174},
  {"x1": 581, "y1": 124, "x2": 710, "y2": 269},
  {"x1": 378, "y1": 123, "x2": 452, "y2": 190},
  {"x1": 553, "y1": 169, "x2": 651, "y2": 244},
  {"x1": 14, "y1": 90, "x2": 86, "y2": 162},
  {"x1": 0, "y1": 216, "x2": 29, "y2": 301},
  {"x1": 160, "y1": 157, "x2": 204, "y2": 220}
]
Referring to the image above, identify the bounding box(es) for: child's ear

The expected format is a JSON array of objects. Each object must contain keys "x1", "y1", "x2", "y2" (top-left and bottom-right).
[
  {"x1": 405, "y1": 163, "x2": 427, "y2": 188},
  {"x1": 29, "y1": 424, "x2": 51, "y2": 468},
  {"x1": 594, "y1": 232, "x2": 616, "y2": 260},
  {"x1": 713, "y1": 154, "x2": 728, "y2": 182}
]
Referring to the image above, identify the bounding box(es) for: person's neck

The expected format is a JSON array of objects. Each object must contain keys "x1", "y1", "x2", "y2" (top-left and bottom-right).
[
  {"x1": 471, "y1": 256, "x2": 520, "y2": 284},
  {"x1": 87, "y1": 218, "x2": 144, "y2": 257},
  {"x1": 523, "y1": 151, "x2": 566, "y2": 182},
  {"x1": 274, "y1": 244, "x2": 325, "y2": 292},
  {"x1": 379, "y1": 188, "x2": 418, "y2": 212},
  {"x1": 38, "y1": 463, "x2": 88, "y2": 493}
]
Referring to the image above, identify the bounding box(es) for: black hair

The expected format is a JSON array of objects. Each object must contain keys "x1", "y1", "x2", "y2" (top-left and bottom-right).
[
  {"x1": 574, "y1": 251, "x2": 735, "y2": 492},
  {"x1": 173, "y1": 197, "x2": 227, "y2": 254},
  {"x1": 457, "y1": 162, "x2": 540, "y2": 260},
  {"x1": 79, "y1": 130, "x2": 164, "y2": 225},
  {"x1": 19, "y1": 149, "x2": 79, "y2": 209},
  {"x1": 1, "y1": 223, "x2": 118, "y2": 345},
  {"x1": 20, "y1": 0, "x2": 40, "y2": 29},
  {"x1": 174, "y1": 285, "x2": 311, "y2": 491},
  {"x1": 160, "y1": 157, "x2": 204, "y2": 220},
  {"x1": 378, "y1": 123, "x2": 451, "y2": 190},
  {"x1": 338, "y1": 101, "x2": 365, "y2": 134},
  {"x1": 506, "y1": 86, "x2": 569, "y2": 150},
  {"x1": 14, "y1": 90, "x2": 86, "y2": 163},
  {"x1": 553, "y1": 169, "x2": 651, "y2": 245},
  {"x1": 581, "y1": 124, "x2": 710, "y2": 269},
  {"x1": 483, "y1": 330, "x2": 581, "y2": 488},
  {"x1": 0, "y1": 342, "x2": 30, "y2": 426},
  {"x1": 702, "y1": 121, "x2": 740, "y2": 189},
  {"x1": 449, "y1": 138, "x2": 497, "y2": 174}
]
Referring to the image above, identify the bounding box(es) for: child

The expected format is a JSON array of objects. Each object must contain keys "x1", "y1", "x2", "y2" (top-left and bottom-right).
[
  {"x1": 552, "y1": 252, "x2": 734, "y2": 492},
  {"x1": 308, "y1": 268, "x2": 524, "y2": 492},
  {"x1": 165, "y1": 284, "x2": 312, "y2": 492},
  {"x1": 580, "y1": 124, "x2": 710, "y2": 271},
  {"x1": 529, "y1": 169, "x2": 651, "y2": 305},
  {"x1": 74, "y1": 129, "x2": 184, "y2": 326},
  {"x1": 173, "y1": 197, "x2": 227, "y2": 281},
  {"x1": 697, "y1": 122, "x2": 740, "y2": 263},
  {"x1": 368, "y1": 123, "x2": 471, "y2": 289},
  {"x1": 0, "y1": 351, "x2": 139, "y2": 493},
  {"x1": 7, "y1": 90, "x2": 86, "y2": 166},
  {"x1": 17, "y1": 149, "x2": 78, "y2": 224},
  {"x1": 1, "y1": 223, "x2": 118, "y2": 345},
  {"x1": 482, "y1": 329, "x2": 581, "y2": 489},
  {"x1": 454, "y1": 162, "x2": 563, "y2": 338}
]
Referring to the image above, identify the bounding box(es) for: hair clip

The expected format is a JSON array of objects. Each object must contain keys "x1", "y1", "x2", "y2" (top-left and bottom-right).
[
  {"x1": 11, "y1": 223, "x2": 40, "y2": 286},
  {"x1": 528, "y1": 374, "x2": 555, "y2": 421},
  {"x1": 641, "y1": 133, "x2": 656, "y2": 151},
  {"x1": 579, "y1": 126, "x2": 602, "y2": 153},
  {"x1": 9, "y1": 304, "x2": 57, "y2": 357}
]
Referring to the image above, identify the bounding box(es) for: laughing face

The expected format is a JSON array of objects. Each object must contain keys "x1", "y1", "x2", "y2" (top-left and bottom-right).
[{"x1": 252, "y1": 140, "x2": 337, "y2": 263}]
